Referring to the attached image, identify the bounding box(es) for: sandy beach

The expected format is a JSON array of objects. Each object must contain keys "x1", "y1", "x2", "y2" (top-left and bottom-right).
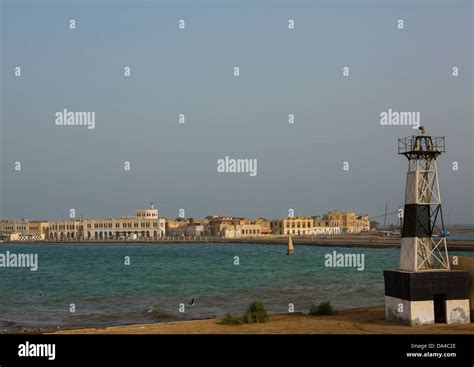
[{"x1": 51, "y1": 307, "x2": 474, "y2": 334}]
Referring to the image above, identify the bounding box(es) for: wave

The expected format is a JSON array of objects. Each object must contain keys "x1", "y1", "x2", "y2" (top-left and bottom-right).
[{"x1": 141, "y1": 305, "x2": 178, "y2": 321}]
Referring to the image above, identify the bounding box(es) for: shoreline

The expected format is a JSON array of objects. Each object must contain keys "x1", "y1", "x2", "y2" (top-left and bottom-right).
[
  {"x1": 2, "y1": 237, "x2": 474, "y2": 251},
  {"x1": 49, "y1": 307, "x2": 474, "y2": 334}
]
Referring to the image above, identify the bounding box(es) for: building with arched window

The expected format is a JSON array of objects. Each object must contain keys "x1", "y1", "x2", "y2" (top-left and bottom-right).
[{"x1": 45, "y1": 203, "x2": 165, "y2": 241}]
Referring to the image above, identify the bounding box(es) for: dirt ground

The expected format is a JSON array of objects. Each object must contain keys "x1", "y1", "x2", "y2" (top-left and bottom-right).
[{"x1": 51, "y1": 307, "x2": 474, "y2": 334}]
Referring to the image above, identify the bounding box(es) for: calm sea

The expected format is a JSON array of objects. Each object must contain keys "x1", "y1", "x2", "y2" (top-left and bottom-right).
[{"x1": 0, "y1": 243, "x2": 472, "y2": 332}]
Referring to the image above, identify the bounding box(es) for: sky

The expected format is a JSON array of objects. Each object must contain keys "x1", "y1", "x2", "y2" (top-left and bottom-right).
[{"x1": 0, "y1": 0, "x2": 473, "y2": 224}]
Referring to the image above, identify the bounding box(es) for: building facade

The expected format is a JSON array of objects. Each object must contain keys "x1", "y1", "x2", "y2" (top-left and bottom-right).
[
  {"x1": 312, "y1": 216, "x2": 342, "y2": 235},
  {"x1": 223, "y1": 224, "x2": 262, "y2": 238},
  {"x1": 168, "y1": 225, "x2": 206, "y2": 237},
  {"x1": 270, "y1": 217, "x2": 315, "y2": 235},
  {"x1": 0, "y1": 207, "x2": 166, "y2": 241},
  {"x1": 0, "y1": 220, "x2": 48, "y2": 241},
  {"x1": 322, "y1": 211, "x2": 369, "y2": 234},
  {"x1": 49, "y1": 203, "x2": 166, "y2": 240},
  {"x1": 0, "y1": 206, "x2": 370, "y2": 241},
  {"x1": 204, "y1": 216, "x2": 262, "y2": 238}
]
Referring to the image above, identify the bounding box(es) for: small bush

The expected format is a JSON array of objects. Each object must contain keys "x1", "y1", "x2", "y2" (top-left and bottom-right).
[
  {"x1": 243, "y1": 300, "x2": 269, "y2": 323},
  {"x1": 309, "y1": 301, "x2": 334, "y2": 316},
  {"x1": 219, "y1": 313, "x2": 243, "y2": 325}
]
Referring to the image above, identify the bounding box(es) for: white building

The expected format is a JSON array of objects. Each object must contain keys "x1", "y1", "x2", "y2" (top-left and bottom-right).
[{"x1": 48, "y1": 203, "x2": 166, "y2": 240}]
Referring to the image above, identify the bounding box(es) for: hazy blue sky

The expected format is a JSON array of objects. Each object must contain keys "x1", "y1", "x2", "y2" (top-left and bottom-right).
[{"x1": 1, "y1": 0, "x2": 472, "y2": 224}]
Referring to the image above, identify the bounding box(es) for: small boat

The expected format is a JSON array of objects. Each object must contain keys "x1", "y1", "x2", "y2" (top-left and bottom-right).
[{"x1": 287, "y1": 235, "x2": 294, "y2": 256}]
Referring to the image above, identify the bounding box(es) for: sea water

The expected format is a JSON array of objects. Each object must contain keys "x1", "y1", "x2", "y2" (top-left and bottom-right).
[{"x1": 0, "y1": 243, "x2": 471, "y2": 332}]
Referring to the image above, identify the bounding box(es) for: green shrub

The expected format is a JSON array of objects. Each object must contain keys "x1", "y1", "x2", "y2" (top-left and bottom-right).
[
  {"x1": 243, "y1": 300, "x2": 269, "y2": 323},
  {"x1": 219, "y1": 312, "x2": 243, "y2": 325},
  {"x1": 309, "y1": 301, "x2": 335, "y2": 316}
]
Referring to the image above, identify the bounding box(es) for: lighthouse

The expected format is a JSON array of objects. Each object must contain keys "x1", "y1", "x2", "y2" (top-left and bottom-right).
[{"x1": 384, "y1": 129, "x2": 470, "y2": 325}]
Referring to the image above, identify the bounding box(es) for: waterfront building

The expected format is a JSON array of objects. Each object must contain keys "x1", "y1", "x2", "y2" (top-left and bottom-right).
[
  {"x1": 255, "y1": 218, "x2": 271, "y2": 231},
  {"x1": 0, "y1": 220, "x2": 48, "y2": 241},
  {"x1": 239, "y1": 223, "x2": 262, "y2": 237},
  {"x1": 0, "y1": 220, "x2": 19, "y2": 238},
  {"x1": 47, "y1": 220, "x2": 82, "y2": 240},
  {"x1": 354, "y1": 215, "x2": 370, "y2": 232},
  {"x1": 326, "y1": 211, "x2": 355, "y2": 233},
  {"x1": 0, "y1": 206, "x2": 369, "y2": 241},
  {"x1": 312, "y1": 216, "x2": 341, "y2": 235},
  {"x1": 313, "y1": 226, "x2": 342, "y2": 235},
  {"x1": 241, "y1": 217, "x2": 270, "y2": 228},
  {"x1": 205, "y1": 216, "x2": 243, "y2": 237},
  {"x1": 270, "y1": 217, "x2": 314, "y2": 235},
  {"x1": 47, "y1": 203, "x2": 165, "y2": 240},
  {"x1": 323, "y1": 211, "x2": 369, "y2": 233},
  {"x1": 190, "y1": 218, "x2": 209, "y2": 226},
  {"x1": 204, "y1": 216, "x2": 262, "y2": 238},
  {"x1": 168, "y1": 225, "x2": 206, "y2": 237},
  {"x1": 270, "y1": 212, "x2": 368, "y2": 236},
  {"x1": 165, "y1": 219, "x2": 188, "y2": 232},
  {"x1": 222, "y1": 224, "x2": 262, "y2": 238}
]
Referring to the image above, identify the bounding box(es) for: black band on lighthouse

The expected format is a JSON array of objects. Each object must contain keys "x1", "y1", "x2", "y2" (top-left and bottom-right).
[
  {"x1": 384, "y1": 270, "x2": 470, "y2": 301},
  {"x1": 402, "y1": 204, "x2": 431, "y2": 237}
]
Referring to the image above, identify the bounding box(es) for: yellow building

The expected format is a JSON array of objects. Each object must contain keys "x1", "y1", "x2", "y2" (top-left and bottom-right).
[
  {"x1": 0, "y1": 220, "x2": 17, "y2": 237},
  {"x1": 203, "y1": 216, "x2": 263, "y2": 238},
  {"x1": 354, "y1": 215, "x2": 370, "y2": 232},
  {"x1": 205, "y1": 216, "x2": 242, "y2": 237},
  {"x1": 270, "y1": 212, "x2": 369, "y2": 236},
  {"x1": 312, "y1": 216, "x2": 342, "y2": 235},
  {"x1": 325, "y1": 211, "x2": 369, "y2": 233},
  {"x1": 270, "y1": 217, "x2": 314, "y2": 235},
  {"x1": 165, "y1": 219, "x2": 188, "y2": 231},
  {"x1": 223, "y1": 224, "x2": 262, "y2": 238},
  {"x1": 0, "y1": 220, "x2": 49, "y2": 241}
]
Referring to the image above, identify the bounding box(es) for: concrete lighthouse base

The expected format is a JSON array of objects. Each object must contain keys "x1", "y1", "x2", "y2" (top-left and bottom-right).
[{"x1": 384, "y1": 270, "x2": 470, "y2": 326}]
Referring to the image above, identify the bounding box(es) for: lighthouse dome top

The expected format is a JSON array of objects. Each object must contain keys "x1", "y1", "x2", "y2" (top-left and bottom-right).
[{"x1": 398, "y1": 135, "x2": 445, "y2": 159}]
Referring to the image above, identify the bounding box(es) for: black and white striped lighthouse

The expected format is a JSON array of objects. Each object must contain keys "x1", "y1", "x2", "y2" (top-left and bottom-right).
[
  {"x1": 398, "y1": 131, "x2": 449, "y2": 271},
  {"x1": 384, "y1": 129, "x2": 470, "y2": 326}
]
